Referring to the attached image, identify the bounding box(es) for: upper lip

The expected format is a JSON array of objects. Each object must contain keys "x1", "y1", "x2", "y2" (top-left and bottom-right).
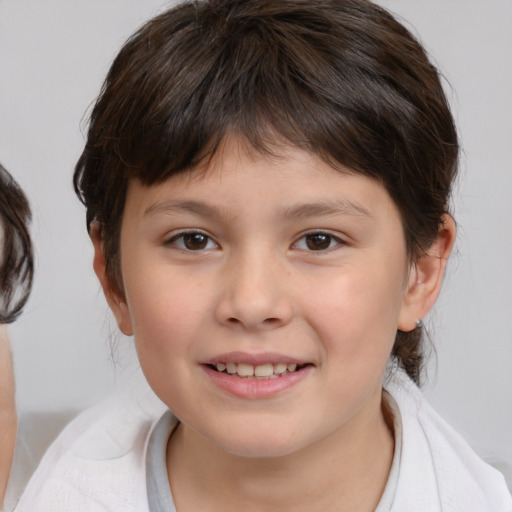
[{"x1": 203, "y1": 351, "x2": 310, "y2": 366}]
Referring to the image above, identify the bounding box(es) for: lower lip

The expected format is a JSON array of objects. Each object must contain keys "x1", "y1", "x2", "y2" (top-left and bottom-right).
[{"x1": 201, "y1": 365, "x2": 312, "y2": 399}]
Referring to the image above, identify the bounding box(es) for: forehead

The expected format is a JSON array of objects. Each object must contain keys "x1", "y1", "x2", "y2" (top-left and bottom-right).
[{"x1": 122, "y1": 136, "x2": 404, "y2": 240}]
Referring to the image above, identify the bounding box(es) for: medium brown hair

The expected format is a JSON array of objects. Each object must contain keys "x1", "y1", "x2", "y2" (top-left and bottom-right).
[
  {"x1": 74, "y1": 0, "x2": 459, "y2": 384},
  {"x1": 0, "y1": 164, "x2": 34, "y2": 323}
]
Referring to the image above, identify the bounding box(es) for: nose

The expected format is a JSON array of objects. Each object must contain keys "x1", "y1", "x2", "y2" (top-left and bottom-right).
[{"x1": 214, "y1": 249, "x2": 294, "y2": 332}]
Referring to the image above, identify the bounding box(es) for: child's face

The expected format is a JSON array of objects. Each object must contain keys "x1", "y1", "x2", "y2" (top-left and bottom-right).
[{"x1": 111, "y1": 136, "x2": 414, "y2": 457}]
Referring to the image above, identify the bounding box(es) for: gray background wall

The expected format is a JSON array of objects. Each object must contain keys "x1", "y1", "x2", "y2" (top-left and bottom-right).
[{"x1": 1, "y1": 0, "x2": 511, "y2": 470}]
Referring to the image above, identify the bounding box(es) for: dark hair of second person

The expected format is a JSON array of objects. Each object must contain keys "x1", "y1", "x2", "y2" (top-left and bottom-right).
[{"x1": 0, "y1": 164, "x2": 34, "y2": 324}]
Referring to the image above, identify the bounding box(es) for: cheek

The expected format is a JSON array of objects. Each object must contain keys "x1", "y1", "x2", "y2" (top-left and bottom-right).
[
  {"x1": 123, "y1": 274, "x2": 208, "y2": 402},
  {"x1": 303, "y1": 265, "x2": 404, "y2": 359},
  {"x1": 123, "y1": 265, "x2": 210, "y2": 357}
]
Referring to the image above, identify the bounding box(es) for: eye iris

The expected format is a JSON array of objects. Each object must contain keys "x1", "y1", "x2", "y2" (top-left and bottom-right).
[
  {"x1": 183, "y1": 233, "x2": 208, "y2": 250},
  {"x1": 306, "y1": 233, "x2": 331, "y2": 250}
]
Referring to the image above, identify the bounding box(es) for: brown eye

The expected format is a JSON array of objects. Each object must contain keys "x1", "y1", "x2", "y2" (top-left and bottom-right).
[
  {"x1": 183, "y1": 232, "x2": 209, "y2": 250},
  {"x1": 168, "y1": 231, "x2": 218, "y2": 251},
  {"x1": 293, "y1": 232, "x2": 343, "y2": 252},
  {"x1": 305, "y1": 233, "x2": 332, "y2": 250}
]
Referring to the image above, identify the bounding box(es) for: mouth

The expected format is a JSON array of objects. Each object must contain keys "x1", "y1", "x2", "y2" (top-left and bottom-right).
[
  {"x1": 205, "y1": 362, "x2": 311, "y2": 380},
  {"x1": 202, "y1": 355, "x2": 314, "y2": 398}
]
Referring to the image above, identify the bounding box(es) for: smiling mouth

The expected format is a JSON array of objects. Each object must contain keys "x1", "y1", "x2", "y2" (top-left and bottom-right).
[{"x1": 206, "y1": 362, "x2": 310, "y2": 380}]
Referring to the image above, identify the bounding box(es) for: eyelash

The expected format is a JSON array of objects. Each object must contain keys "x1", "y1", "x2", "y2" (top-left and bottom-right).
[{"x1": 165, "y1": 230, "x2": 345, "y2": 253}]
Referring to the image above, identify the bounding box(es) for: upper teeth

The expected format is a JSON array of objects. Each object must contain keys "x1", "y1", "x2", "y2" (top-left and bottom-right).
[{"x1": 215, "y1": 362, "x2": 299, "y2": 378}]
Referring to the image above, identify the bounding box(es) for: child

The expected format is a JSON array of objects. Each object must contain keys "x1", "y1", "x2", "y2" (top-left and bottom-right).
[
  {"x1": 15, "y1": 0, "x2": 512, "y2": 510},
  {"x1": 0, "y1": 163, "x2": 33, "y2": 506}
]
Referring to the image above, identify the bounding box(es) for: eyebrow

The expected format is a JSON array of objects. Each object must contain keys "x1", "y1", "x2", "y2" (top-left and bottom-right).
[
  {"x1": 281, "y1": 199, "x2": 372, "y2": 220},
  {"x1": 144, "y1": 198, "x2": 372, "y2": 220},
  {"x1": 144, "y1": 200, "x2": 218, "y2": 218}
]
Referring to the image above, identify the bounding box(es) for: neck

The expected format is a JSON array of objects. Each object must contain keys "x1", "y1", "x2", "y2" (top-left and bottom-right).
[{"x1": 166, "y1": 389, "x2": 394, "y2": 512}]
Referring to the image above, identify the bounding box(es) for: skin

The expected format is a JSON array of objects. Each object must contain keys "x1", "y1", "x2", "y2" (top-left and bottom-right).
[
  {"x1": 0, "y1": 325, "x2": 16, "y2": 506},
  {"x1": 93, "y1": 136, "x2": 455, "y2": 512}
]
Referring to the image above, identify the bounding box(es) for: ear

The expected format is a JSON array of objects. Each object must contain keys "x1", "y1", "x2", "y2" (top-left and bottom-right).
[
  {"x1": 398, "y1": 214, "x2": 456, "y2": 332},
  {"x1": 90, "y1": 223, "x2": 133, "y2": 336}
]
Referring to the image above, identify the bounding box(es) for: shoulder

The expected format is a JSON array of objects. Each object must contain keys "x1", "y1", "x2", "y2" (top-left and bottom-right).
[
  {"x1": 14, "y1": 392, "x2": 167, "y2": 512},
  {"x1": 384, "y1": 368, "x2": 512, "y2": 512}
]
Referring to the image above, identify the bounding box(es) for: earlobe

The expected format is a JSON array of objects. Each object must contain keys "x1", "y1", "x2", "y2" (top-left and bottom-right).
[
  {"x1": 90, "y1": 223, "x2": 133, "y2": 336},
  {"x1": 398, "y1": 214, "x2": 456, "y2": 332}
]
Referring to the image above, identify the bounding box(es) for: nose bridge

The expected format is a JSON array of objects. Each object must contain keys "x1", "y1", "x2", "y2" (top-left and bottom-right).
[{"x1": 216, "y1": 243, "x2": 292, "y2": 330}]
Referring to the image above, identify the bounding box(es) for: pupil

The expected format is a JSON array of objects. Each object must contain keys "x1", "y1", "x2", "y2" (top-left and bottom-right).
[
  {"x1": 306, "y1": 233, "x2": 331, "y2": 250},
  {"x1": 184, "y1": 233, "x2": 208, "y2": 250}
]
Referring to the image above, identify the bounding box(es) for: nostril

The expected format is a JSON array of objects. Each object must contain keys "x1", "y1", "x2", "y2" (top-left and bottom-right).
[{"x1": 226, "y1": 316, "x2": 281, "y2": 327}]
